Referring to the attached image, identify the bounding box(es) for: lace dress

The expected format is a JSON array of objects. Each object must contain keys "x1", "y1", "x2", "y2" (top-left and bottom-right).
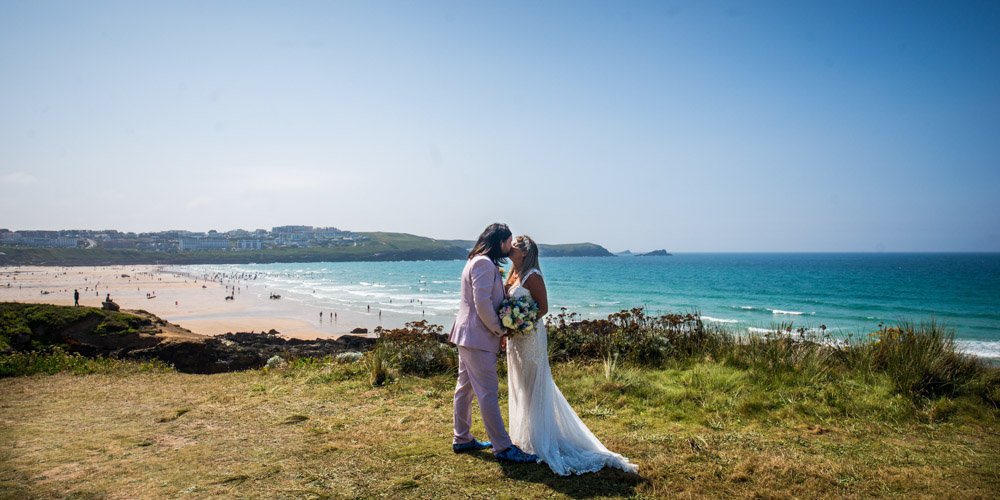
[{"x1": 506, "y1": 269, "x2": 638, "y2": 475}]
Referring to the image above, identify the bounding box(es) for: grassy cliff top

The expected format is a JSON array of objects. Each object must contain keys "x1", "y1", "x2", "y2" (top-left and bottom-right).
[
  {"x1": 1, "y1": 356, "x2": 997, "y2": 498},
  {"x1": 2, "y1": 304, "x2": 997, "y2": 497}
]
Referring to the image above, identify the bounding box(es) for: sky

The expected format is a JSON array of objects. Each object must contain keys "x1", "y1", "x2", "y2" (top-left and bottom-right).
[{"x1": 1, "y1": 0, "x2": 998, "y2": 252}]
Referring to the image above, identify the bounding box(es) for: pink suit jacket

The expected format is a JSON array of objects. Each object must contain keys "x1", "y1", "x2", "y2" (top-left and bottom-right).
[{"x1": 449, "y1": 255, "x2": 505, "y2": 352}]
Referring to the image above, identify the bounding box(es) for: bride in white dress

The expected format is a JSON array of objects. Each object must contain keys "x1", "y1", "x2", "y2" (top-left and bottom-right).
[{"x1": 504, "y1": 235, "x2": 638, "y2": 476}]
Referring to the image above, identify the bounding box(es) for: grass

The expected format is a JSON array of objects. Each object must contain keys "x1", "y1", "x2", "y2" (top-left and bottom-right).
[
  {"x1": 1, "y1": 307, "x2": 998, "y2": 497},
  {"x1": 0, "y1": 302, "x2": 154, "y2": 352},
  {"x1": 0, "y1": 347, "x2": 172, "y2": 378},
  {"x1": 1, "y1": 355, "x2": 997, "y2": 498}
]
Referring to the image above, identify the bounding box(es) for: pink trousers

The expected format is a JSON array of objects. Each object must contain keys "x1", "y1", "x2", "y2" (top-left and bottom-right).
[{"x1": 453, "y1": 346, "x2": 512, "y2": 452}]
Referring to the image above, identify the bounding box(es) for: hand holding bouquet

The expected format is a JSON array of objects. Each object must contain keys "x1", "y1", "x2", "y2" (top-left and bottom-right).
[{"x1": 498, "y1": 296, "x2": 540, "y2": 336}]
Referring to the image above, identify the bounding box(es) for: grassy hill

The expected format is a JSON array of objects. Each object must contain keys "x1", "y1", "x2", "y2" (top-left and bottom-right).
[
  {"x1": 1, "y1": 305, "x2": 997, "y2": 498},
  {"x1": 1, "y1": 353, "x2": 997, "y2": 497},
  {"x1": 0, "y1": 232, "x2": 467, "y2": 266}
]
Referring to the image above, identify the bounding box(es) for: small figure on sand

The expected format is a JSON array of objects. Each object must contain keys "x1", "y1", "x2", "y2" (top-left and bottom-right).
[{"x1": 73, "y1": 289, "x2": 79, "y2": 306}]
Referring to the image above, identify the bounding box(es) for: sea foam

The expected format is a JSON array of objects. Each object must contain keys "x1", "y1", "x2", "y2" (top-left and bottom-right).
[{"x1": 702, "y1": 316, "x2": 739, "y2": 324}]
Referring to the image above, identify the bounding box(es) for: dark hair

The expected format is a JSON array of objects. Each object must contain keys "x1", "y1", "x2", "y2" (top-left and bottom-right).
[{"x1": 468, "y1": 223, "x2": 512, "y2": 265}]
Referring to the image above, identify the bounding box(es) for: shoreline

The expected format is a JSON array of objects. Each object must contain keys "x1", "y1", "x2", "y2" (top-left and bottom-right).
[
  {"x1": 0, "y1": 265, "x2": 425, "y2": 340},
  {"x1": 3, "y1": 264, "x2": 998, "y2": 361}
]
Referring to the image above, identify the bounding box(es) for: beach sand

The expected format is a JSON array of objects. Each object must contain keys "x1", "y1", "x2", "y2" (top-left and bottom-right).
[{"x1": 0, "y1": 265, "x2": 416, "y2": 339}]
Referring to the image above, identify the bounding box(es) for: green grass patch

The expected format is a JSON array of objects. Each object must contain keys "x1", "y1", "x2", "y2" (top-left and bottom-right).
[
  {"x1": 1, "y1": 358, "x2": 996, "y2": 498},
  {"x1": 0, "y1": 347, "x2": 172, "y2": 377}
]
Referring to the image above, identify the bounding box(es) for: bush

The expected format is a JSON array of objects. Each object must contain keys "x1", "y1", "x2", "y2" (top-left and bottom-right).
[
  {"x1": 363, "y1": 342, "x2": 390, "y2": 387},
  {"x1": 546, "y1": 307, "x2": 714, "y2": 366},
  {"x1": 726, "y1": 325, "x2": 838, "y2": 383},
  {"x1": 378, "y1": 321, "x2": 457, "y2": 376},
  {"x1": 866, "y1": 322, "x2": 986, "y2": 399}
]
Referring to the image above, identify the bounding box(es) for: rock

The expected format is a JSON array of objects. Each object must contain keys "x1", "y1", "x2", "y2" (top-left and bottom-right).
[
  {"x1": 336, "y1": 351, "x2": 363, "y2": 363},
  {"x1": 214, "y1": 331, "x2": 376, "y2": 361},
  {"x1": 102, "y1": 301, "x2": 120, "y2": 311},
  {"x1": 350, "y1": 327, "x2": 368, "y2": 334},
  {"x1": 128, "y1": 339, "x2": 265, "y2": 374},
  {"x1": 11, "y1": 333, "x2": 31, "y2": 350},
  {"x1": 638, "y1": 249, "x2": 672, "y2": 257},
  {"x1": 266, "y1": 355, "x2": 286, "y2": 369}
]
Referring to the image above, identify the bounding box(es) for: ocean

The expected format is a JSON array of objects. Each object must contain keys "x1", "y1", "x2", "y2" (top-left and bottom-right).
[{"x1": 171, "y1": 253, "x2": 1000, "y2": 359}]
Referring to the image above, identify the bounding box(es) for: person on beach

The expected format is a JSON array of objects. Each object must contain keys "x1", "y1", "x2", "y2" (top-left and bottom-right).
[
  {"x1": 449, "y1": 223, "x2": 538, "y2": 464},
  {"x1": 73, "y1": 289, "x2": 79, "y2": 306}
]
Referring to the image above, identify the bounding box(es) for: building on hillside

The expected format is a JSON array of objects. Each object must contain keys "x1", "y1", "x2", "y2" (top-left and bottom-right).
[
  {"x1": 235, "y1": 239, "x2": 262, "y2": 250},
  {"x1": 178, "y1": 238, "x2": 229, "y2": 251}
]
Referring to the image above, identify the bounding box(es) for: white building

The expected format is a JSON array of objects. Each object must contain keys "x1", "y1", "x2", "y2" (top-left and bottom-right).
[
  {"x1": 235, "y1": 239, "x2": 262, "y2": 250},
  {"x1": 178, "y1": 238, "x2": 229, "y2": 251}
]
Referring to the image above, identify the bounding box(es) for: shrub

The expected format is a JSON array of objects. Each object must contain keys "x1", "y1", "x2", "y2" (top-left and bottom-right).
[
  {"x1": 377, "y1": 321, "x2": 457, "y2": 376},
  {"x1": 727, "y1": 325, "x2": 838, "y2": 383},
  {"x1": 363, "y1": 342, "x2": 390, "y2": 387},
  {"x1": 546, "y1": 307, "x2": 711, "y2": 366},
  {"x1": 866, "y1": 321, "x2": 986, "y2": 399}
]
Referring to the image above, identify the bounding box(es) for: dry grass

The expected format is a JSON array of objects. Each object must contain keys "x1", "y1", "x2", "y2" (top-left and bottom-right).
[{"x1": 1, "y1": 360, "x2": 998, "y2": 499}]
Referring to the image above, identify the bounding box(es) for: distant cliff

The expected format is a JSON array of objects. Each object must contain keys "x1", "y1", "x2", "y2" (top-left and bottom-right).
[
  {"x1": 539, "y1": 243, "x2": 614, "y2": 257},
  {"x1": 0, "y1": 232, "x2": 618, "y2": 265},
  {"x1": 444, "y1": 240, "x2": 614, "y2": 258},
  {"x1": 638, "y1": 249, "x2": 672, "y2": 257},
  {"x1": 0, "y1": 232, "x2": 469, "y2": 266}
]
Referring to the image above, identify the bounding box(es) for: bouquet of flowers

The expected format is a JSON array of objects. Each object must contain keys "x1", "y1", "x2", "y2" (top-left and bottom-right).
[{"x1": 498, "y1": 296, "x2": 540, "y2": 336}]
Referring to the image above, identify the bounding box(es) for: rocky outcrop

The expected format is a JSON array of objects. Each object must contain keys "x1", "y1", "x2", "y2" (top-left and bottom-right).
[
  {"x1": 638, "y1": 249, "x2": 672, "y2": 256},
  {"x1": 2, "y1": 303, "x2": 377, "y2": 375},
  {"x1": 213, "y1": 331, "x2": 375, "y2": 362},
  {"x1": 127, "y1": 338, "x2": 266, "y2": 374},
  {"x1": 120, "y1": 331, "x2": 377, "y2": 374}
]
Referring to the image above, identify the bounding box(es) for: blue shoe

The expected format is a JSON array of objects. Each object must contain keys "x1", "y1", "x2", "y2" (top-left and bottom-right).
[
  {"x1": 493, "y1": 444, "x2": 539, "y2": 464},
  {"x1": 453, "y1": 439, "x2": 491, "y2": 453}
]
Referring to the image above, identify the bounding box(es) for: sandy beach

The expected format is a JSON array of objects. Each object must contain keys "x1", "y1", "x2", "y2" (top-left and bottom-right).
[{"x1": 0, "y1": 265, "x2": 404, "y2": 339}]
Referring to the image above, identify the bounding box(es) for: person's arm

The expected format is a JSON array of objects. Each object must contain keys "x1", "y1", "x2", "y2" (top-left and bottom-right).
[
  {"x1": 471, "y1": 258, "x2": 504, "y2": 335},
  {"x1": 521, "y1": 273, "x2": 548, "y2": 318}
]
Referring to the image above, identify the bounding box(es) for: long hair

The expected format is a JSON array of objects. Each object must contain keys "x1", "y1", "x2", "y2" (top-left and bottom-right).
[
  {"x1": 468, "y1": 223, "x2": 512, "y2": 266},
  {"x1": 513, "y1": 235, "x2": 541, "y2": 278}
]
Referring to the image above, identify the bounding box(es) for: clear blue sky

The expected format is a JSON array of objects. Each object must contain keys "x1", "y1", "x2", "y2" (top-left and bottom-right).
[{"x1": 2, "y1": 0, "x2": 998, "y2": 251}]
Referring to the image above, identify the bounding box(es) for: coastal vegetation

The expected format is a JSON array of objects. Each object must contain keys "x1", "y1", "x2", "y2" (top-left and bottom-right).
[
  {"x1": 0, "y1": 302, "x2": 154, "y2": 351},
  {"x1": 0, "y1": 233, "x2": 615, "y2": 266},
  {"x1": 1, "y1": 305, "x2": 997, "y2": 497},
  {"x1": 0, "y1": 232, "x2": 467, "y2": 266}
]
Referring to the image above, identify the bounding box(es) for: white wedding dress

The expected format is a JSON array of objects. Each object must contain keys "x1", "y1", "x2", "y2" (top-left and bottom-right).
[{"x1": 506, "y1": 269, "x2": 638, "y2": 476}]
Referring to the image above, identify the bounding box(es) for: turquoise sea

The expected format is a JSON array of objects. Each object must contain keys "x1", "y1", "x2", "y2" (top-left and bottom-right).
[{"x1": 174, "y1": 253, "x2": 1000, "y2": 359}]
